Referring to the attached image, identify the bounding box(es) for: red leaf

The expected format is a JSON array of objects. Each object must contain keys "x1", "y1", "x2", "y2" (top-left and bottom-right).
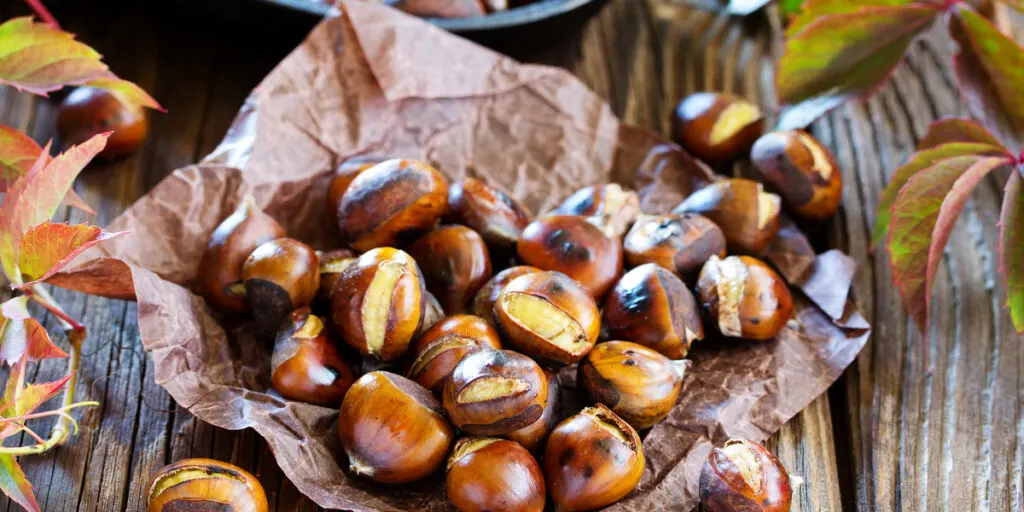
[
  {"x1": 887, "y1": 155, "x2": 1010, "y2": 331},
  {"x1": 999, "y1": 169, "x2": 1024, "y2": 333},
  {"x1": 918, "y1": 117, "x2": 1006, "y2": 150},
  {"x1": 0, "y1": 454, "x2": 38, "y2": 512},
  {"x1": 17, "y1": 222, "x2": 126, "y2": 286},
  {"x1": 786, "y1": 0, "x2": 921, "y2": 37},
  {"x1": 0, "y1": 318, "x2": 67, "y2": 365},
  {"x1": 0, "y1": 125, "x2": 92, "y2": 213}
]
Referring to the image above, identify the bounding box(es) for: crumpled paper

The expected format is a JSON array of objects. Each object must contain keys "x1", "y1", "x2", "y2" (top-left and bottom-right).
[{"x1": 51, "y1": 2, "x2": 870, "y2": 510}]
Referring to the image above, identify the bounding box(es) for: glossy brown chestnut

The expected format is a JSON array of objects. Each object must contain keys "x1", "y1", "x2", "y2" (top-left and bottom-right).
[
  {"x1": 504, "y1": 369, "x2": 559, "y2": 452},
  {"x1": 146, "y1": 458, "x2": 268, "y2": 512},
  {"x1": 407, "y1": 315, "x2": 502, "y2": 394},
  {"x1": 696, "y1": 255, "x2": 793, "y2": 340},
  {"x1": 604, "y1": 264, "x2": 703, "y2": 359},
  {"x1": 577, "y1": 341, "x2": 687, "y2": 429},
  {"x1": 446, "y1": 437, "x2": 546, "y2": 512},
  {"x1": 317, "y1": 248, "x2": 358, "y2": 301},
  {"x1": 493, "y1": 271, "x2": 600, "y2": 364},
  {"x1": 751, "y1": 130, "x2": 843, "y2": 221},
  {"x1": 544, "y1": 404, "x2": 645, "y2": 511},
  {"x1": 271, "y1": 308, "x2": 355, "y2": 406},
  {"x1": 671, "y1": 92, "x2": 764, "y2": 165},
  {"x1": 197, "y1": 197, "x2": 285, "y2": 313},
  {"x1": 443, "y1": 349, "x2": 548, "y2": 436},
  {"x1": 242, "y1": 238, "x2": 320, "y2": 333},
  {"x1": 623, "y1": 213, "x2": 726, "y2": 279},
  {"x1": 327, "y1": 156, "x2": 391, "y2": 217},
  {"x1": 447, "y1": 177, "x2": 532, "y2": 247},
  {"x1": 330, "y1": 248, "x2": 424, "y2": 361},
  {"x1": 57, "y1": 86, "x2": 148, "y2": 158},
  {"x1": 417, "y1": 290, "x2": 446, "y2": 337},
  {"x1": 470, "y1": 266, "x2": 541, "y2": 322},
  {"x1": 337, "y1": 159, "x2": 448, "y2": 251},
  {"x1": 553, "y1": 184, "x2": 641, "y2": 238},
  {"x1": 672, "y1": 179, "x2": 781, "y2": 255},
  {"x1": 339, "y1": 371, "x2": 454, "y2": 483},
  {"x1": 390, "y1": 0, "x2": 487, "y2": 18},
  {"x1": 517, "y1": 215, "x2": 623, "y2": 299},
  {"x1": 699, "y1": 439, "x2": 793, "y2": 512},
  {"x1": 409, "y1": 225, "x2": 492, "y2": 315}
]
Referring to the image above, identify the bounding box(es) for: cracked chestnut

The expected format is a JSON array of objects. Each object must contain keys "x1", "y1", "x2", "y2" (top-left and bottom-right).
[
  {"x1": 671, "y1": 92, "x2": 764, "y2": 165},
  {"x1": 504, "y1": 369, "x2": 559, "y2": 452},
  {"x1": 409, "y1": 225, "x2": 492, "y2": 315},
  {"x1": 271, "y1": 308, "x2": 355, "y2": 406},
  {"x1": 317, "y1": 248, "x2": 358, "y2": 301},
  {"x1": 696, "y1": 255, "x2": 792, "y2": 340},
  {"x1": 447, "y1": 177, "x2": 532, "y2": 247},
  {"x1": 57, "y1": 86, "x2": 148, "y2": 158},
  {"x1": 146, "y1": 458, "x2": 268, "y2": 512},
  {"x1": 604, "y1": 263, "x2": 703, "y2": 359},
  {"x1": 751, "y1": 130, "x2": 843, "y2": 221},
  {"x1": 242, "y1": 238, "x2": 320, "y2": 334},
  {"x1": 517, "y1": 215, "x2": 623, "y2": 299},
  {"x1": 446, "y1": 437, "x2": 546, "y2": 512},
  {"x1": 407, "y1": 314, "x2": 502, "y2": 395},
  {"x1": 623, "y1": 213, "x2": 726, "y2": 279},
  {"x1": 578, "y1": 341, "x2": 687, "y2": 429},
  {"x1": 699, "y1": 439, "x2": 792, "y2": 512},
  {"x1": 470, "y1": 265, "x2": 541, "y2": 323},
  {"x1": 672, "y1": 178, "x2": 781, "y2": 255},
  {"x1": 327, "y1": 156, "x2": 391, "y2": 217},
  {"x1": 553, "y1": 184, "x2": 641, "y2": 238},
  {"x1": 442, "y1": 349, "x2": 548, "y2": 436}
]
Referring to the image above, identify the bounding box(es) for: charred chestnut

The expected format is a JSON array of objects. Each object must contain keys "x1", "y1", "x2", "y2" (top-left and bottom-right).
[
  {"x1": 470, "y1": 266, "x2": 541, "y2": 322},
  {"x1": 327, "y1": 156, "x2": 391, "y2": 217},
  {"x1": 671, "y1": 92, "x2": 764, "y2": 165},
  {"x1": 447, "y1": 178, "x2": 532, "y2": 247},
  {"x1": 672, "y1": 179, "x2": 781, "y2": 255},
  {"x1": 443, "y1": 349, "x2": 548, "y2": 436},
  {"x1": 446, "y1": 437, "x2": 546, "y2": 512},
  {"x1": 604, "y1": 264, "x2": 703, "y2": 359},
  {"x1": 317, "y1": 248, "x2": 358, "y2": 301},
  {"x1": 146, "y1": 458, "x2": 268, "y2": 512},
  {"x1": 699, "y1": 439, "x2": 793, "y2": 512},
  {"x1": 553, "y1": 184, "x2": 641, "y2": 238},
  {"x1": 517, "y1": 215, "x2": 623, "y2": 299},
  {"x1": 622, "y1": 213, "x2": 726, "y2": 279},
  {"x1": 271, "y1": 308, "x2": 355, "y2": 406},
  {"x1": 242, "y1": 238, "x2": 320, "y2": 333},
  {"x1": 751, "y1": 130, "x2": 843, "y2": 221},
  {"x1": 57, "y1": 86, "x2": 148, "y2": 158},
  {"x1": 407, "y1": 314, "x2": 502, "y2": 394},
  {"x1": 696, "y1": 255, "x2": 792, "y2": 340},
  {"x1": 504, "y1": 369, "x2": 559, "y2": 452},
  {"x1": 409, "y1": 225, "x2": 492, "y2": 315}
]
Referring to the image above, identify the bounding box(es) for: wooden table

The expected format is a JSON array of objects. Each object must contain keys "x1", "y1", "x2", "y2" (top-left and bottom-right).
[{"x1": 0, "y1": 1, "x2": 1020, "y2": 510}]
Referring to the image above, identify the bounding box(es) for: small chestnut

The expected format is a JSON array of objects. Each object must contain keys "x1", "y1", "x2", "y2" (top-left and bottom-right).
[
  {"x1": 407, "y1": 314, "x2": 502, "y2": 394},
  {"x1": 338, "y1": 371, "x2": 454, "y2": 483},
  {"x1": 751, "y1": 130, "x2": 843, "y2": 221},
  {"x1": 146, "y1": 458, "x2": 268, "y2": 512},
  {"x1": 544, "y1": 404, "x2": 645, "y2": 511},
  {"x1": 699, "y1": 439, "x2": 793, "y2": 512},
  {"x1": 671, "y1": 92, "x2": 764, "y2": 165},
  {"x1": 504, "y1": 369, "x2": 559, "y2": 452},
  {"x1": 409, "y1": 225, "x2": 493, "y2": 315},
  {"x1": 493, "y1": 271, "x2": 600, "y2": 365},
  {"x1": 197, "y1": 197, "x2": 285, "y2": 313},
  {"x1": 470, "y1": 265, "x2": 541, "y2": 322},
  {"x1": 672, "y1": 178, "x2": 781, "y2": 255},
  {"x1": 577, "y1": 341, "x2": 687, "y2": 429},
  {"x1": 271, "y1": 308, "x2": 355, "y2": 406},
  {"x1": 604, "y1": 264, "x2": 703, "y2": 359},
  {"x1": 327, "y1": 156, "x2": 391, "y2": 217},
  {"x1": 553, "y1": 184, "x2": 641, "y2": 238},
  {"x1": 242, "y1": 238, "x2": 320, "y2": 334},
  {"x1": 447, "y1": 177, "x2": 532, "y2": 247},
  {"x1": 446, "y1": 437, "x2": 546, "y2": 512},
  {"x1": 696, "y1": 255, "x2": 793, "y2": 340},
  {"x1": 443, "y1": 349, "x2": 548, "y2": 436},
  {"x1": 330, "y1": 248, "x2": 424, "y2": 361},
  {"x1": 622, "y1": 213, "x2": 726, "y2": 279},
  {"x1": 57, "y1": 86, "x2": 148, "y2": 158},
  {"x1": 517, "y1": 215, "x2": 623, "y2": 299},
  {"x1": 317, "y1": 248, "x2": 358, "y2": 301},
  {"x1": 337, "y1": 159, "x2": 448, "y2": 251}
]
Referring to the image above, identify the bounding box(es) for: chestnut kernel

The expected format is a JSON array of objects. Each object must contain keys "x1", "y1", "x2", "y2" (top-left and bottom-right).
[
  {"x1": 553, "y1": 184, "x2": 641, "y2": 238},
  {"x1": 494, "y1": 271, "x2": 600, "y2": 365},
  {"x1": 604, "y1": 264, "x2": 703, "y2": 359},
  {"x1": 578, "y1": 341, "x2": 687, "y2": 429},
  {"x1": 751, "y1": 130, "x2": 843, "y2": 221},
  {"x1": 446, "y1": 437, "x2": 546, "y2": 512},
  {"x1": 517, "y1": 215, "x2": 623, "y2": 299},
  {"x1": 242, "y1": 238, "x2": 320, "y2": 334},
  {"x1": 337, "y1": 159, "x2": 448, "y2": 251},
  {"x1": 407, "y1": 314, "x2": 502, "y2": 394},
  {"x1": 504, "y1": 369, "x2": 559, "y2": 452},
  {"x1": 327, "y1": 156, "x2": 391, "y2": 217},
  {"x1": 699, "y1": 439, "x2": 793, "y2": 512},
  {"x1": 57, "y1": 86, "x2": 148, "y2": 158},
  {"x1": 317, "y1": 248, "x2": 357, "y2": 301},
  {"x1": 470, "y1": 265, "x2": 541, "y2": 323},
  {"x1": 339, "y1": 371, "x2": 454, "y2": 483},
  {"x1": 147, "y1": 458, "x2": 268, "y2": 512},
  {"x1": 197, "y1": 197, "x2": 285, "y2": 313},
  {"x1": 623, "y1": 213, "x2": 726, "y2": 279},
  {"x1": 409, "y1": 225, "x2": 492, "y2": 315},
  {"x1": 330, "y1": 248, "x2": 425, "y2": 361},
  {"x1": 671, "y1": 92, "x2": 764, "y2": 165},
  {"x1": 672, "y1": 178, "x2": 781, "y2": 255},
  {"x1": 271, "y1": 308, "x2": 355, "y2": 406},
  {"x1": 696, "y1": 255, "x2": 793, "y2": 340},
  {"x1": 447, "y1": 177, "x2": 532, "y2": 247},
  {"x1": 443, "y1": 349, "x2": 548, "y2": 436},
  {"x1": 544, "y1": 404, "x2": 645, "y2": 511}
]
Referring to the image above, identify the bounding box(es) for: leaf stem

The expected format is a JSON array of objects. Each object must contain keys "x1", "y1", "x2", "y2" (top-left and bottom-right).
[
  {"x1": 26, "y1": 287, "x2": 83, "y2": 332},
  {"x1": 23, "y1": 0, "x2": 59, "y2": 29}
]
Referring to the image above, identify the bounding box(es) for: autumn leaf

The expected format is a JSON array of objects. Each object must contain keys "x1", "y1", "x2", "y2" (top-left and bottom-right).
[
  {"x1": 887, "y1": 155, "x2": 1011, "y2": 331},
  {"x1": 785, "y1": 0, "x2": 921, "y2": 37},
  {"x1": 0, "y1": 374, "x2": 71, "y2": 442},
  {"x1": 0, "y1": 296, "x2": 68, "y2": 364},
  {"x1": 17, "y1": 222, "x2": 126, "y2": 288},
  {"x1": 0, "y1": 454, "x2": 37, "y2": 512},
  {"x1": 1000, "y1": 170, "x2": 1024, "y2": 332},
  {"x1": 918, "y1": 117, "x2": 1006, "y2": 150},
  {"x1": 0, "y1": 124, "x2": 92, "y2": 213},
  {"x1": 776, "y1": 3, "x2": 940, "y2": 129}
]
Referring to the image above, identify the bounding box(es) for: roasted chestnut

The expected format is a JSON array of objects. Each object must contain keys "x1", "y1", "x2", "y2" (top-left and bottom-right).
[
  {"x1": 696, "y1": 255, "x2": 793, "y2": 340},
  {"x1": 446, "y1": 437, "x2": 546, "y2": 512},
  {"x1": 390, "y1": 0, "x2": 487, "y2": 18},
  {"x1": 699, "y1": 439, "x2": 792, "y2": 512},
  {"x1": 443, "y1": 349, "x2": 548, "y2": 436},
  {"x1": 57, "y1": 86, "x2": 148, "y2": 158},
  {"x1": 336, "y1": 159, "x2": 448, "y2": 251},
  {"x1": 407, "y1": 314, "x2": 501, "y2": 394},
  {"x1": 504, "y1": 369, "x2": 559, "y2": 452},
  {"x1": 447, "y1": 177, "x2": 532, "y2": 247},
  {"x1": 409, "y1": 225, "x2": 492, "y2": 315},
  {"x1": 553, "y1": 184, "x2": 641, "y2": 238},
  {"x1": 517, "y1": 215, "x2": 623, "y2": 299},
  {"x1": 493, "y1": 271, "x2": 600, "y2": 365},
  {"x1": 338, "y1": 371, "x2": 454, "y2": 483},
  {"x1": 672, "y1": 179, "x2": 781, "y2": 255},
  {"x1": 470, "y1": 265, "x2": 541, "y2": 322},
  {"x1": 604, "y1": 264, "x2": 703, "y2": 359},
  {"x1": 271, "y1": 308, "x2": 355, "y2": 406},
  {"x1": 146, "y1": 458, "x2": 268, "y2": 512},
  {"x1": 544, "y1": 404, "x2": 645, "y2": 511},
  {"x1": 242, "y1": 238, "x2": 320, "y2": 334},
  {"x1": 418, "y1": 290, "x2": 445, "y2": 337},
  {"x1": 330, "y1": 248, "x2": 425, "y2": 361},
  {"x1": 751, "y1": 130, "x2": 843, "y2": 221},
  {"x1": 317, "y1": 248, "x2": 357, "y2": 300},
  {"x1": 622, "y1": 213, "x2": 726, "y2": 279},
  {"x1": 197, "y1": 197, "x2": 285, "y2": 313},
  {"x1": 327, "y1": 156, "x2": 391, "y2": 217},
  {"x1": 577, "y1": 341, "x2": 687, "y2": 429},
  {"x1": 671, "y1": 92, "x2": 764, "y2": 165}
]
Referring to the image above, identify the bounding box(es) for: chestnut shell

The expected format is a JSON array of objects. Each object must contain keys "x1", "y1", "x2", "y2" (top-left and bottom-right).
[
  {"x1": 517, "y1": 215, "x2": 623, "y2": 299},
  {"x1": 604, "y1": 263, "x2": 703, "y2": 359}
]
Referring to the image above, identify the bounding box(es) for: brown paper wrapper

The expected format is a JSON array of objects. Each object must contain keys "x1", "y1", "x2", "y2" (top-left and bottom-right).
[{"x1": 51, "y1": 2, "x2": 869, "y2": 510}]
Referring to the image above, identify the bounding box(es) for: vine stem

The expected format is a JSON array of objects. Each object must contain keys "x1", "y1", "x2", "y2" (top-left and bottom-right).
[{"x1": 23, "y1": 0, "x2": 59, "y2": 29}]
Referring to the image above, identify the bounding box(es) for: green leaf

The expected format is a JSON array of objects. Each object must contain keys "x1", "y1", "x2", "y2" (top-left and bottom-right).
[
  {"x1": 0, "y1": 124, "x2": 92, "y2": 213},
  {"x1": 781, "y1": 0, "x2": 804, "y2": 18},
  {"x1": 918, "y1": 117, "x2": 1007, "y2": 150},
  {"x1": 0, "y1": 454, "x2": 38, "y2": 512},
  {"x1": 873, "y1": 142, "x2": 1010, "y2": 245},
  {"x1": 17, "y1": 222, "x2": 126, "y2": 287},
  {"x1": 887, "y1": 155, "x2": 1011, "y2": 331},
  {"x1": 777, "y1": 4, "x2": 940, "y2": 129},
  {"x1": 786, "y1": 0, "x2": 921, "y2": 38},
  {"x1": 999, "y1": 169, "x2": 1024, "y2": 332},
  {"x1": 949, "y1": 6, "x2": 1024, "y2": 154}
]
